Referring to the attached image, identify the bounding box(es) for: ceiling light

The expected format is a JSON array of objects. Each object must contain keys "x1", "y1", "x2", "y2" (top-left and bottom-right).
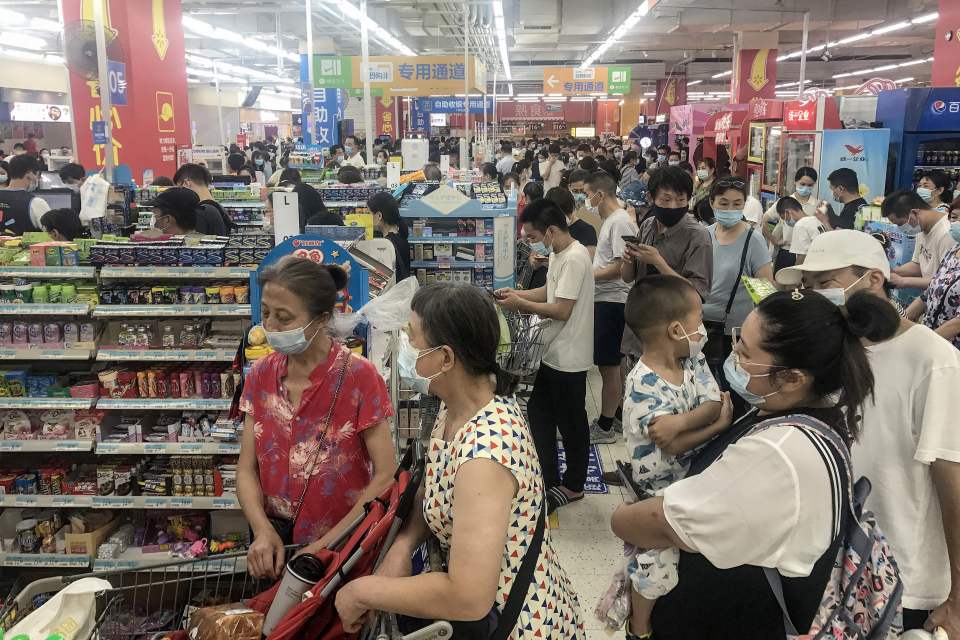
[
  {"x1": 895, "y1": 76, "x2": 915, "y2": 83},
  {"x1": 687, "y1": 80, "x2": 702, "y2": 86},
  {"x1": 871, "y1": 20, "x2": 911, "y2": 35},
  {"x1": 643, "y1": 91, "x2": 655, "y2": 96},
  {"x1": 326, "y1": 1, "x2": 416, "y2": 56},
  {"x1": 0, "y1": 47, "x2": 62, "y2": 65},
  {"x1": 182, "y1": 15, "x2": 299, "y2": 62},
  {"x1": 0, "y1": 9, "x2": 60, "y2": 33},
  {"x1": 776, "y1": 14, "x2": 936, "y2": 62},
  {"x1": 0, "y1": 32, "x2": 47, "y2": 50},
  {"x1": 712, "y1": 70, "x2": 732, "y2": 79},
  {"x1": 581, "y1": 0, "x2": 649, "y2": 68},
  {"x1": 186, "y1": 52, "x2": 295, "y2": 84},
  {"x1": 832, "y1": 56, "x2": 933, "y2": 79},
  {"x1": 912, "y1": 12, "x2": 938, "y2": 24},
  {"x1": 492, "y1": 0, "x2": 511, "y2": 81}
]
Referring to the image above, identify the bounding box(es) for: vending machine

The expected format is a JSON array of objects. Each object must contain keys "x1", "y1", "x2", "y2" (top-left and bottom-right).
[{"x1": 876, "y1": 88, "x2": 960, "y2": 192}]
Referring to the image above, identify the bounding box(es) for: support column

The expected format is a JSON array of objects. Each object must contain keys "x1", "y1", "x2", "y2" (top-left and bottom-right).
[{"x1": 932, "y1": 0, "x2": 960, "y2": 87}]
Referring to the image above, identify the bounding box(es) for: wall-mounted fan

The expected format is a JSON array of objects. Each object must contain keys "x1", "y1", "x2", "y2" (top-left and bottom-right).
[{"x1": 61, "y1": 20, "x2": 125, "y2": 80}]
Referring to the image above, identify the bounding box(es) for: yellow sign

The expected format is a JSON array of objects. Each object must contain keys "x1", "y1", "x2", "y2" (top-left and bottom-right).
[
  {"x1": 156, "y1": 91, "x2": 175, "y2": 132},
  {"x1": 151, "y1": 0, "x2": 169, "y2": 61},
  {"x1": 747, "y1": 49, "x2": 771, "y2": 92},
  {"x1": 542, "y1": 66, "x2": 632, "y2": 95},
  {"x1": 312, "y1": 55, "x2": 485, "y2": 96}
]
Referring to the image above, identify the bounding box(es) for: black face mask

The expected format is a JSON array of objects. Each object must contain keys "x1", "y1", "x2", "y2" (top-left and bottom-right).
[{"x1": 651, "y1": 204, "x2": 688, "y2": 227}]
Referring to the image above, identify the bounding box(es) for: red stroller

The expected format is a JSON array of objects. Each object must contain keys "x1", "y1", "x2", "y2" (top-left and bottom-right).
[{"x1": 247, "y1": 443, "x2": 426, "y2": 639}]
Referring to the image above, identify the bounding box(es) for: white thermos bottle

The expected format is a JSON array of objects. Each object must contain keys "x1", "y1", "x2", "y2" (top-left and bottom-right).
[{"x1": 261, "y1": 553, "x2": 326, "y2": 636}]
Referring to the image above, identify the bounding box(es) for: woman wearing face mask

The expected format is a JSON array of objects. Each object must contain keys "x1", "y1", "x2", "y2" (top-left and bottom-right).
[
  {"x1": 39, "y1": 148, "x2": 51, "y2": 171},
  {"x1": 335, "y1": 283, "x2": 584, "y2": 637},
  {"x1": 375, "y1": 149, "x2": 390, "y2": 166},
  {"x1": 238, "y1": 256, "x2": 396, "y2": 579},
  {"x1": 0, "y1": 161, "x2": 8, "y2": 187},
  {"x1": 908, "y1": 215, "x2": 960, "y2": 349},
  {"x1": 619, "y1": 151, "x2": 641, "y2": 189},
  {"x1": 762, "y1": 167, "x2": 820, "y2": 272},
  {"x1": 690, "y1": 158, "x2": 716, "y2": 210},
  {"x1": 368, "y1": 192, "x2": 410, "y2": 282},
  {"x1": 701, "y1": 179, "x2": 773, "y2": 412},
  {"x1": 610, "y1": 289, "x2": 899, "y2": 639},
  {"x1": 917, "y1": 170, "x2": 954, "y2": 214}
]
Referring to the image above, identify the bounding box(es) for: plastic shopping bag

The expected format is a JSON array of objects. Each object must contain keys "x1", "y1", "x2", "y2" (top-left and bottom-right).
[
  {"x1": 79, "y1": 172, "x2": 110, "y2": 224},
  {"x1": 330, "y1": 276, "x2": 419, "y2": 338},
  {"x1": 6, "y1": 577, "x2": 112, "y2": 640}
]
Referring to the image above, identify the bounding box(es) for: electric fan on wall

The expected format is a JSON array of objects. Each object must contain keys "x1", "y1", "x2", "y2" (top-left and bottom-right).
[{"x1": 61, "y1": 20, "x2": 125, "y2": 79}]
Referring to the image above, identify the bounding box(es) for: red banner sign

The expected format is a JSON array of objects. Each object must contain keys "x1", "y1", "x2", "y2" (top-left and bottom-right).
[
  {"x1": 497, "y1": 101, "x2": 592, "y2": 121},
  {"x1": 748, "y1": 98, "x2": 783, "y2": 121},
  {"x1": 783, "y1": 100, "x2": 818, "y2": 130},
  {"x1": 733, "y1": 49, "x2": 778, "y2": 103},
  {"x1": 62, "y1": 0, "x2": 191, "y2": 184},
  {"x1": 933, "y1": 0, "x2": 960, "y2": 87},
  {"x1": 375, "y1": 96, "x2": 398, "y2": 139},
  {"x1": 655, "y1": 76, "x2": 686, "y2": 114}
]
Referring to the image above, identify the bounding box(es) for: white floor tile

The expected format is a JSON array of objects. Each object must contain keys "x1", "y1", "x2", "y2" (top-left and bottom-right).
[
  {"x1": 557, "y1": 493, "x2": 624, "y2": 531},
  {"x1": 569, "y1": 572, "x2": 620, "y2": 629},
  {"x1": 552, "y1": 527, "x2": 625, "y2": 576},
  {"x1": 585, "y1": 626, "x2": 620, "y2": 640}
]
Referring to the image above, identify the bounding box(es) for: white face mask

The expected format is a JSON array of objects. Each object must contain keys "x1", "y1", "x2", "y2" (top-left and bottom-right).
[
  {"x1": 680, "y1": 323, "x2": 708, "y2": 359},
  {"x1": 816, "y1": 273, "x2": 868, "y2": 306},
  {"x1": 264, "y1": 317, "x2": 320, "y2": 355},
  {"x1": 586, "y1": 192, "x2": 601, "y2": 215},
  {"x1": 397, "y1": 332, "x2": 442, "y2": 395}
]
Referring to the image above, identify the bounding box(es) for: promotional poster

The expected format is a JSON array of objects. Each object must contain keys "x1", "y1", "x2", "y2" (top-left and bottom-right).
[{"x1": 817, "y1": 129, "x2": 891, "y2": 203}]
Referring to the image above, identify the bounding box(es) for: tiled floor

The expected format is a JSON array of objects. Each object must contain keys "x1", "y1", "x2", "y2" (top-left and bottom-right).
[{"x1": 551, "y1": 367, "x2": 630, "y2": 639}]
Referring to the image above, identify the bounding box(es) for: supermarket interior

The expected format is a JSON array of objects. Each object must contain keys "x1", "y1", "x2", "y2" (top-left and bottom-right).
[{"x1": 0, "y1": 0, "x2": 957, "y2": 638}]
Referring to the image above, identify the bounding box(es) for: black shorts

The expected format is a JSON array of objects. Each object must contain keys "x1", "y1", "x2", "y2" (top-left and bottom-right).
[{"x1": 594, "y1": 301, "x2": 626, "y2": 366}]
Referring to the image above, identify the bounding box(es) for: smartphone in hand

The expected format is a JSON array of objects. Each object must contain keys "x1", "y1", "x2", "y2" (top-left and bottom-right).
[{"x1": 621, "y1": 235, "x2": 640, "y2": 244}]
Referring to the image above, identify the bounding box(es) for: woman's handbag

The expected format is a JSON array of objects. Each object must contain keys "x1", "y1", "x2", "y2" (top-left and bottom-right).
[
  {"x1": 267, "y1": 349, "x2": 351, "y2": 544},
  {"x1": 704, "y1": 228, "x2": 754, "y2": 366}
]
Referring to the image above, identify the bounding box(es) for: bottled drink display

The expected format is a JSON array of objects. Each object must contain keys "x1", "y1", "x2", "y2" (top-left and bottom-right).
[{"x1": 916, "y1": 148, "x2": 960, "y2": 167}]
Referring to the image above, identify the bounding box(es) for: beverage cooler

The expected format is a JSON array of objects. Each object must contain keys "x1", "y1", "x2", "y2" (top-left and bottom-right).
[{"x1": 876, "y1": 88, "x2": 960, "y2": 192}]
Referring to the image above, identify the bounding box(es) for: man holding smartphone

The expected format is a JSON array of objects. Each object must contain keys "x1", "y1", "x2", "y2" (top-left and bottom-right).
[{"x1": 586, "y1": 172, "x2": 638, "y2": 444}]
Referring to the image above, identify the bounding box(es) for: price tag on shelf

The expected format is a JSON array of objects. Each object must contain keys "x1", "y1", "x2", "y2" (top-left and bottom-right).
[
  {"x1": 0, "y1": 442, "x2": 22, "y2": 451},
  {"x1": 54, "y1": 441, "x2": 85, "y2": 451},
  {"x1": 93, "y1": 496, "x2": 135, "y2": 508},
  {"x1": 144, "y1": 443, "x2": 167, "y2": 453},
  {"x1": 169, "y1": 497, "x2": 193, "y2": 508},
  {"x1": 212, "y1": 497, "x2": 237, "y2": 509},
  {"x1": 14, "y1": 495, "x2": 38, "y2": 506},
  {"x1": 144, "y1": 496, "x2": 167, "y2": 508},
  {"x1": 216, "y1": 443, "x2": 240, "y2": 454},
  {"x1": 181, "y1": 443, "x2": 203, "y2": 452},
  {"x1": 51, "y1": 495, "x2": 77, "y2": 506},
  {"x1": 98, "y1": 442, "x2": 121, "y2": 453}
]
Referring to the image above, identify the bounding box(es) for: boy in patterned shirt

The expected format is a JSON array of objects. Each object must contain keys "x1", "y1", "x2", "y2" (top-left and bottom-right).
[{"x1": 616, "y1": 275, "x2": 729, "y2": 639}]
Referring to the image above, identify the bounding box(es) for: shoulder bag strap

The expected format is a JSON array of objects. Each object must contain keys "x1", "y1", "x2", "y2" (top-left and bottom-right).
[
  {"x1": 723, "y1": 227, "x2": 754, "y2": 320},
  {"x1": 290, "y1": 348, "x2": 352, "y2": 528},
  {"x1": 491, "y1": 506, "x2": 547, "y2": 640}
]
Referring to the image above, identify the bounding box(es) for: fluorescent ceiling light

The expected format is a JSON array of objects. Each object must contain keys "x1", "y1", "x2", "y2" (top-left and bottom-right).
[
  {"x1": 776, "y1": 14, "x2": 937, "y2": 62},
  {"x1": 492, "y1": 0, "x2": 511, "y2": 81},
  {"x1": 0, "y1": 47, "x2": 62, "y2": 65},
  {"x1": 581, "y1": 0, "x2": 649, "y2": 68},
  {"x1": 0, "y1": 9, "x2": 59, "y2": 33},
  {"x1": 0, "y1": 32, "x2": 47, "y2": 50},
  {"x1": 712, "y1": 70, "x2": 732, "y2": 78},
  {"x1": 542, "y1": 97, "x2": 566, "y2": 102},
  {"x1": 186, "y1": 52, "x2": 294, "y2": 84},
  {"x1": 832, "y1": 56, "x2": 933, "y2": 79},
  {"x1": 517, "y1": 93, "x2": 543, "y2": 97},
  {"x1": 643, "y1": 91, "x2": 655, "y2": 96},
  {"x1": 329, "y1": 1, "x2": 416, "y2": 56},
  {"x1": 895, "y1": 76, "x2": 915, "y2": 83},
  {"x1": 182, "y1": 15, "x2": 299, "y2": 62},
  {"x1": 687, "y1": 80, "x2": 702, "y2": 86}
]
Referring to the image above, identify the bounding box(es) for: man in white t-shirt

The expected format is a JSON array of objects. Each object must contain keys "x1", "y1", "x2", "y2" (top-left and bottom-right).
[
  {"x1": 495, "y1": 143, "x2": 516, "y2": 175},
  {"x1": 777, "y1": 229, "x2": 960, "y2": 638},
  {"x1": 342, "y1": 135, "x2": 366, "y2": 168},
  {"x1": 776, "y1": 196, "x2": 825, "y2": 264},
  {"x1": 883, "y1": 190, "x2": 958, "y2": 320},
  {"x1": 496, "y1": 199, "x2": 595, "y2": 514},
  {"x1": 586, "y1": 171, "x2": 638, "y2": 444},
  {"x1": 539, "y1": 143, "x2": 563, "y2": 192}
]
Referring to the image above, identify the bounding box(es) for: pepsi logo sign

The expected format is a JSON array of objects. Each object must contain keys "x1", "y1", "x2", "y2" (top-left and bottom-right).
[
  {"x1": 930, "y1": 100, "x2": 960, "y2": 115},
  {"x1": 932, "y1": 100, "x2": 947, "y2": 114}
]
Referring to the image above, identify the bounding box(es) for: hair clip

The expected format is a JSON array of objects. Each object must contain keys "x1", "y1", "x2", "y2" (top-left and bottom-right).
[{"x1": 791, "y1": 289, "x2": 804, "y2": 301}]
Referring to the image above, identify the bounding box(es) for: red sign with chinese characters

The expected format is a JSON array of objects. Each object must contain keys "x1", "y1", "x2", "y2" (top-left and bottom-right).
[
  {"x1": 62, "y1": 0, "x2": 191, "y2": 184},
  {"x1": 932, "y1": 0, "x2": 960, "y2": 87},
  {"x1": 655, "y1": 75, "x2": 686, "y2": 115},
  {"x1": 732, "y1": 49, "x2": 778, "y2": 103},
  {"x1": 595, "y1": 100, "x2": 620, "y2": 135},
  {"x1": 748, "y1": 98, "x2": 783, "y2": 121},
  {"x1": 375, "y1": 96, "x2": 398, "y2": 139},
  {"x1": 783, "y1": 100, "x2": 818, "y2": 130}
]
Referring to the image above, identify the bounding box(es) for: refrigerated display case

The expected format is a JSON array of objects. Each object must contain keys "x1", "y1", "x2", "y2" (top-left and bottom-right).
[
  {"x1": 876, "y1": 88, "x2": 960, "y2": 192},
  {"x1": 762, "y1": 125, "x2": 783, "y2": 194},
  {"x1": 779, "y1": 132, "x2": 820, "y2": 197}
]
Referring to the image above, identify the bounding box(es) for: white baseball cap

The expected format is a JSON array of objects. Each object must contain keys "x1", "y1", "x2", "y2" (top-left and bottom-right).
[{"x1": 775, "y1": 229, "x2": 891, "y2": 286}]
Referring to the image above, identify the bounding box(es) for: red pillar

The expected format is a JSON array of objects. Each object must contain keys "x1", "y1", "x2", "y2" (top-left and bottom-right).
[{"x1": 932, "y1": 0, "x2": 960, "y2": 87}]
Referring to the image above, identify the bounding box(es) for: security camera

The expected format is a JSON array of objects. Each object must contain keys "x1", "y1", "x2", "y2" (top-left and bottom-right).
[{"x1": 820, "y1": 49, "x2": 833, "y2": 62}]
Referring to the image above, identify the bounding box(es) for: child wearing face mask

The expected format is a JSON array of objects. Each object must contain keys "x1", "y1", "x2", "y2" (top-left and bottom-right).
[{"x1": 597, "y1": 274, "x2": 724, "y2": 640}]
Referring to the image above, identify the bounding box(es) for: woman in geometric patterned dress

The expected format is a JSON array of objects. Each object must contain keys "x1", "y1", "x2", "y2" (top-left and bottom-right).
[{"x1": 336, "y1": 283, "x2": 584, "y2": 638}]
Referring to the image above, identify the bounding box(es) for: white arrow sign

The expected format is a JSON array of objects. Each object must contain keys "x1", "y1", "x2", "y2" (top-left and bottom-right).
[{"x1": 547, "y1": 74, "x2": 559, "y2": 88}]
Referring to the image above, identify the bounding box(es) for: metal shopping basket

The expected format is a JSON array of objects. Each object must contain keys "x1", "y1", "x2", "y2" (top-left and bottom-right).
[
  {"x1": 515, "y1": 240, "x2": 535, "y2": 290},
  {"x1": 497, "y1": 310, "x2": 548, "y2": 414},
  {"x1": 0, "y1": 548, "x2": 294, "y2": 640}
]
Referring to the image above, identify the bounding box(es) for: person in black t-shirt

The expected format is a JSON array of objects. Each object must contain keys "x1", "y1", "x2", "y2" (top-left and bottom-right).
[
  {"x1": 545, "y1": 186, "x2": 597, "y2": 259},
  {"x1": 368, "y1": 192, "x2": 410, "y2": 282},
  {"x1": 173, "y1": 163, "x2": 232, "y2": 236},
  {"x1": 827, "y1": 167, "x2": 866, "y2": 230}
]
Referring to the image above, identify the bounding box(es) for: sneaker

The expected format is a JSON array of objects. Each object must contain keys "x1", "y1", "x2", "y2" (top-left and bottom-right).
[
  {"x1": 613, "y1": 416, "x2": 624, "y2": 433},
  {"x1": 589, "y1": 420, "x2": 618, "y2": 444}
]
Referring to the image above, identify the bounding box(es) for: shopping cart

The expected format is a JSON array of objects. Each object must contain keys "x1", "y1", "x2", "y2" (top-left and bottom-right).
[{"x1": 497, "y1": 309, "x2": 548, "y2": 414}]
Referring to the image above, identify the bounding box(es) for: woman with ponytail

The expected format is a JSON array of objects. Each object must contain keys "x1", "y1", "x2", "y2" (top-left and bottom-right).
[
  {"x1": 335, "y1": 282, "x2": 584, "y2": 638},
  {"x1": 609, "y1": 285, "x2": 899, "y2": 639},
  {"x1": 368, "y1": 192, "x2": 410, "y2": 281},
  {"x1": 238, "y1": 256, "x2": 397, "y2": 580}
]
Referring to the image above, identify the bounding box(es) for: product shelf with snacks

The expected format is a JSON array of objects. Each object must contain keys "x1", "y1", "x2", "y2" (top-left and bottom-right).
[
  {"x1": 96, "y1": 349, "x2": 238, "y2": 362},
  {"x1": 0, "y1": 440, "x2": 94, "y2": 452},
  {"x1": 92, "y1": 547, "x2": 247, "y2": 572},
  {"x1": 0, "y1": 304, "x2": 91, "y2": 316},
  {"x1": 92, "y1": 305, "x2": 251, "y2": 318},
  {"x1": 95, "y1": 441, "x2": 240, "y2": 455},
  {"x1": 0, "y1": 551, "x2": 91, "y2": 568},
  {"x1": 99, "y1": 266, "x2": 254, "y2": 280},
  {"x1": 398, "y1": 183, "x2": 516, "y2": 289},
  {"x1": 0, "y1": 495, "x2": 240, "y2": 510},
  {"x1": 0, "y1": 267, "x2": 97, "y2": 280}
]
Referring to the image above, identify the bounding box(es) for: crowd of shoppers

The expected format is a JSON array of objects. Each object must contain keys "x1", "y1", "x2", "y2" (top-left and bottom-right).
[{"x1": 229, "y1": 132, "x2": 960, "y2": 639}]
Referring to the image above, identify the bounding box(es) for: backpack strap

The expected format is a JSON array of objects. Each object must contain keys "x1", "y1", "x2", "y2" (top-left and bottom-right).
[
  {"x1": 750, "y1": 414, "x2": 850, "y2": 637},
  {"x1": 491, "y1": 505, "x2": 546, "y2": 640}
]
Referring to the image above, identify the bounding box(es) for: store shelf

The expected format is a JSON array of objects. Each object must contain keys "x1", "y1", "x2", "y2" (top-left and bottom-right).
[
  {"x1": 0, "y1": 439, "x2": 94, "y2": 452},
  {"x1": 232, "y1": 221, "x2": 264, "y2": 226},
  {"x1": 914, "y1": 165, "x2": 960, "y2": 169},
  {"x1": 408, "y1": 236, "x2": 493, "y2": 244},
  {"x1": 96, "y1": 441, "x2": 240, "y2": 455},
  {"x1": 0, "y1": 348, "x2": 93, "y2": 360},
  {"x1": 96, "y1": 398, "x2": 233, "y2": 411},
  {"x1": 0, "y1": 495, "x2": 239, "y2": 509},
  {"x1": 93, "y1": 549, "x2": 247, "y2": 573},
  {"x1": 100, "y1": 266, "x2": 253, "y2": 280},
  {"x1": 0, "y1": 266, "x2": 97, "y2": 279},
  {"x1": 97, "y1": 348, "x2": 237, "y2": 362},
  {"x1": 324, "y1": 201, "x2": 364, "y2": 208},
  {"x1": 410, "y1": 260, "x2": 493, "y2": 269},
  {"x1": 219, "y1": 201, "x2": 265, "y2": 207},
  {"x1": 93, "y1": 304, "x2": 251, "y2": 318},
  {"x1": 0, "y1": 397, "x2": 95, "y2": 410},
  {"x1": 0, "y1": 303, "x2": 90, "y2": 315},
  {"x1": 0, "y1": 552, "x2": 91, "y2": 568}
]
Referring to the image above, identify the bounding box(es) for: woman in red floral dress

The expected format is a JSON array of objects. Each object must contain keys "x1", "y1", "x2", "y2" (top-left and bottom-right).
[{"x1": 238, "y1": 256, "x2": 396, "y2": 579}]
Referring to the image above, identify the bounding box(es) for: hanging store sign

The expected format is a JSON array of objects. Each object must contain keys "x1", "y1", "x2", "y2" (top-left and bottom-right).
[
  {"x1": 416, "y1": 97, "x2": 494, "y2": 114},
  {"x1": 10, "y1": 102, "x2": 72, "y2": 123},
  {"x1": 733, "y1": 49, "x2": 778, "y2": 103},
  {"x1": 309, "y1": 55, "x2": 486, "y2": 96},
  {"x1": 542, "y1": 66, "x2": 632, "y2": 95}
]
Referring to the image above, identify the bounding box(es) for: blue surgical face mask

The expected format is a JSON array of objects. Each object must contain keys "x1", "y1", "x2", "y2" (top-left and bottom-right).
[
  {"x1": 657, "y1": 154, "x2": 667, "y2": 163},
  {"x1": 573, "y1": 192, "x2": 587, "y2": 206},
  {"x1": 916, "y1": 187, "x2": 934, "y2": 203},
  {"x1": 529, "y1": 240, "x2": 551, "y2": 257},
  {"x1": 899, "y1": 221, "x2": 921, "y2": 236},
  {"x1": 697, "y1": 169, "x2": 709, "y2": 181},
  {"x1": 723, "y1": 351, "x2": 779, "y2": 406},
  {"x1": 344, "y1": 145, "x2": 355, "y2": 155},
  {"x1": 785, "y1": 218, "x2": 797, "y2": 227},
  {"x1": 795, "y1": 184, "x2": 813, "y2": 197},
  {"x1": 714, "y1": 209, "x2": 743, "y2": 228},
  {"x1": 951, "y1": 221, "x2": 960, "y2": 244},
  {"x1": 265, "y1": 317, "x2": 320, "y2": 355},
  {"x1": 398, "y1": 332, "x2": 443, "y2": 395}
]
